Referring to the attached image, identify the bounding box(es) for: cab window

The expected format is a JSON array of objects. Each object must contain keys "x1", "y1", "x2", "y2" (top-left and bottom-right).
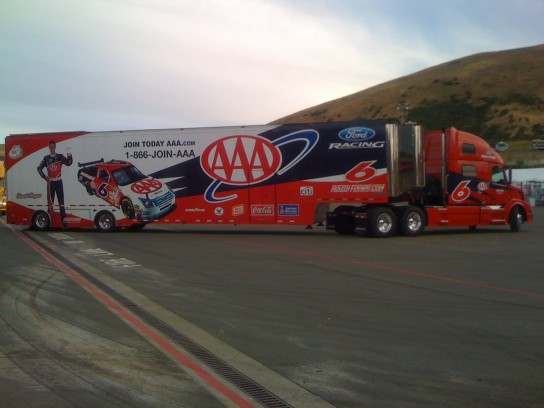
[
  {"x1": 491, "y1": 166, "x2": 506, "y2": 184},
  {"x1": 462, "y1": 143, "x2": 476, "y2": 154},
  {"x1": 462, "y1": 164, "x2": 477, "y2": 177},
  {"x1": 99, "y1": 169, "x2": 110, "y2": 182}
]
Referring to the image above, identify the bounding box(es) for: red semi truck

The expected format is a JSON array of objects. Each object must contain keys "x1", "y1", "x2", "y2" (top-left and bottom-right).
[{"x1": 5, "y1": 121, "x2": 532, "y2": 236}]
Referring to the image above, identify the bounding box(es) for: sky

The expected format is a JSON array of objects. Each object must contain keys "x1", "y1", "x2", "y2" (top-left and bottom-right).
[{"x1": 1, "y1": 0, "x2": 543, "y2": 145}]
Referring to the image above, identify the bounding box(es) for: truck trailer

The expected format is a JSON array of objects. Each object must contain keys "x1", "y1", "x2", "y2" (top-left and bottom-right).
[{"x1": 5, "y1": 121, "x2": 532, "y2": 236}]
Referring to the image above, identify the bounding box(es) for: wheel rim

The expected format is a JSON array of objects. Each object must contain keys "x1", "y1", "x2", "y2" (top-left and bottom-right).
[
  {"x1": 36, "y1": 214, "x2": 48, "y2": 229},
  {"x1": 377, "y1": 213, "x2": 393, "y2": 233},
  {"x1": 99, "y1": 215, "x2": 113, "y2": 230},
  {"x1": 515, "y1": 212, "x2": 522, "y2": 227},
  {"x1": 121, "y1": 200, "x2": 134, "y2": 218},
  {"x1": 407, "y1": 212, "x2": 422, "y2": 232}
]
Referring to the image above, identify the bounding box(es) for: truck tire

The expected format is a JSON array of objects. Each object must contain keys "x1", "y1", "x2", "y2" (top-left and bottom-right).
[
  {"x1": 95, "y1": 211, "x2": 117, "y2": 232},
  {"x1": 367, "y1": 206, "x2": 396, "y2": 238},
  {"x1": 398, "y1": 206, "x2": 426, "y2": 236},
  {"x1": 121, "y1": 197, "x2": 135, "y2": 219},
  {"x1": 31, "y1": 211, "x2": 51, "y2": 231},
  {"x1": 509, "y1": 206, "x2": 522, "y2": 232}
]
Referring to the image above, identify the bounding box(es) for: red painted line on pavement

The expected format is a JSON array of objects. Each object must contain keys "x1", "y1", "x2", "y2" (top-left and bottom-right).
[
  {"x1": 12, "y1": 229, "x2": 255, "y2": 408},
  {"x1": 217, "y1": 237, "x2": 544, "y2": 301}
]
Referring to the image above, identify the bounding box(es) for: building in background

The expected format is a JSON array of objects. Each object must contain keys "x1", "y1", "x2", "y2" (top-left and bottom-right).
[{"x1": 512, "y1": 168, "x2": 544, "y2": 206}]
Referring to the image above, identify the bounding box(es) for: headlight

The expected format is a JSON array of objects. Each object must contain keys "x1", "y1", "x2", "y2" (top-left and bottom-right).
[{"x1": 138, "y1": 197, "x2": 153, "y2": 208}]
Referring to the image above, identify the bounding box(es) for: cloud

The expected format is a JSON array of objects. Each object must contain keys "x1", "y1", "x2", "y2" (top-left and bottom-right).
[{"x1": 1, "y1": 0, "x2": 543, "y2": 142}]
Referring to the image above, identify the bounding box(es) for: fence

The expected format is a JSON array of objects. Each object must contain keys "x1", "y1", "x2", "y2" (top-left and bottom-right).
[{"x1": 512, "y1": 181, "x2": 543, "y2": 206}]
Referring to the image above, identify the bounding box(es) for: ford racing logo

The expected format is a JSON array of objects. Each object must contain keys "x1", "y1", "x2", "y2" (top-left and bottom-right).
[{"x1": 338, "y1": 127, "x2": 375, "y2": 141}]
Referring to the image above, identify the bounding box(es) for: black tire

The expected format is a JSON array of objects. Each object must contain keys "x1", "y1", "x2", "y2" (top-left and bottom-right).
[
  {"x1": 120, "y1": 197, "x2": 135, "y2": 219},
  {"x1": 95, "y1": 211, "x2": 116, "y2": 232},
  {"x1": 509, "y1": 206, "x2": 522, "y2": 232},
  {"x1": 398, "y1": 206, "x2": 426, "y2": 237},
  {"x1": 367, "y1": 206, "x2": 396, "y2": 238},
  {"x1": 31, "y1": 211, "x2": 51, "y2": 231}
]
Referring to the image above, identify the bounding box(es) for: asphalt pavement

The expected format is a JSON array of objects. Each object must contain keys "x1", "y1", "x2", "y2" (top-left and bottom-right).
[{"x1": 0, "y1": 208, "x2": 543, "y2": 407}]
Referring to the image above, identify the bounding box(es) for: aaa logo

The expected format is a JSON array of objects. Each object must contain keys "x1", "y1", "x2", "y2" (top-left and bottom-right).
[
  {"x1": 201, "y1": 130, "x2": 319, "y2": 203},
  {"x1": 130, "y1": 179, "x2": 163, "y2": 194},
  {"x1": 201, "y1": 135, "x2": 281, "y2": 185}
]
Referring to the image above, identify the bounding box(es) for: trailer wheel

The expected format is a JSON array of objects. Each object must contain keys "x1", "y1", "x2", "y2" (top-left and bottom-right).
[
  {"x1": 399, "y1": 206, "x2": 426, "y2": 236},
  {"x1": 120, "y1": 197, "x2": 135, "y2": 219},
  {"x1": 367, "y1": 206, "x2": 396, "y2": 238},
  {"x1": 31, "y1": 211, "x2": 51, "y2": 231},
  {"x1": 509, "y1": 206, "x2": 522, "y2": 232},
  {"x1": 95, "y1": 211, "x2": 117, "y2": 232}
]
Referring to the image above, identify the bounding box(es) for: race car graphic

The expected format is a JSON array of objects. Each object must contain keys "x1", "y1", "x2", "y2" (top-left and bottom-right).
[{"x1": 77, "y1": 159, "x2": 176, "y2": 221}]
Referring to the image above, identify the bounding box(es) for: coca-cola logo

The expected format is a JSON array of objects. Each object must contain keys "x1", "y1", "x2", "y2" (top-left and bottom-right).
[{"x1": 251, "y1": 205, "x2": 274, "y2": 215}]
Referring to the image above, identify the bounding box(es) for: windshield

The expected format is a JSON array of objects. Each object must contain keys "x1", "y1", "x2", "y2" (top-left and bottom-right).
[{"x1": 112, "y1": 165, "x2": 147, "y2": 186}]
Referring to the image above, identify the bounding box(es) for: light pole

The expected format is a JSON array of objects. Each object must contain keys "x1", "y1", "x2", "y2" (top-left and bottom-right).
[{"x1": 396, "y1": 101, "x2": 410, "y2": 124}]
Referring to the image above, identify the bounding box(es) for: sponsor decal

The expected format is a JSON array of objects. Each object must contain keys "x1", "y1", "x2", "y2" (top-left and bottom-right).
[
  {"x1": 16, "y1": 192, "x2": 43, "y2": 199},
  {"x1": 251, "y1": 204, "x2": 274, "y2": 216},
  {"x1": 477, "y1": 181, "x2": 489, "y2": 192},
  {"x1": 345, "y1": 161, "x2": 377, "y2": 182},
  {"x1": 480, "y1": 151, "x2": 497, "y2": 160},
  {"x1": 123, "y1": 139, "x2": 196, "y2": 160},
  {"x1": 338, "y1": 127, "x2": 376, "y2": 141},
  {"x1": 109, "y1": 187, "x2": 121, "y2": 207},
  {"x1": 130, "y1": 179, "x2": 163, "y2": 194},
  {"x1": 279, "y1": 204, "x2": 299, "y2": 216},
  {"x1": 329, "y1": 141, "x2": 385, "y2": 149},
  {"x1": 331, "y1": 184, "x2": 385, "y2": 193},
  {"x1": 123, "y1": 140, "x2": 196, "y2": 148},
  {"x1": 202, "y1": 130, "x2": 319, "y2": 203},
  {"x1": 185, "y1": 208, "x2": 205, "y2": 212},
  {"x1": 9, "y1": 145, "x2": 23, "y2": 159},
  {"x1": 214, "y1": 207, "x2": 224, "y2": 216},
  {"x1": 232, "y1": 204, "x2": 245, "y2": 216},
  {"x1": 202, "y1": 135, "x2": 281, "y2": 185},
  {"x1": 451, "y1": 180, "x2": 471, "y2": 202},
  {"x1": 300, "y1": 186, "x2": 314, "y2": 196}
]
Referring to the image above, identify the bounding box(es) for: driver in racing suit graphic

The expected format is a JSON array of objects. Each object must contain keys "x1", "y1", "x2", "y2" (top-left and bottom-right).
[{"x1": 37, "y1": 140, "x2": 73, "y2": 227}]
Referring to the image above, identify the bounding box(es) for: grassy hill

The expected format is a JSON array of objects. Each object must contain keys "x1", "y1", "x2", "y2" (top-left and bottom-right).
[{"x1": 272, "y1": 44, "x2": 544, "y2": 147}]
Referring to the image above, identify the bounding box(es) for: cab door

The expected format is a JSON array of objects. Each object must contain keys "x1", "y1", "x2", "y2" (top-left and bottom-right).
[
  {"x1": 446, "y1": 161, "x2": 484, "y2": 226},
  {"x1": 485, "y1": 165, "x2": 511, "y2": 206},
  {"x1": 479, "y1": 164, "x2": 512, "y2": 224}
]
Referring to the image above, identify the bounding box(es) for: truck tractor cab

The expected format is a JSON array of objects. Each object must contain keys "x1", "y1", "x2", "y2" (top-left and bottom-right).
[{"x1": 424, "y1": 128, "x2": 530, "y2": 229}]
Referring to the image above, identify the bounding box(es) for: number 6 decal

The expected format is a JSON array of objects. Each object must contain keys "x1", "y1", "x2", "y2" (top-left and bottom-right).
[
  {"x1": 452, "y1": 180, "x2": 471, "y2": 202},
  {"x1": 97, "y1": 183, "x2": 109, "y2": 198},
  {"x1": 345, "y1": 161, "x2": 377, "y2": 182}
]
